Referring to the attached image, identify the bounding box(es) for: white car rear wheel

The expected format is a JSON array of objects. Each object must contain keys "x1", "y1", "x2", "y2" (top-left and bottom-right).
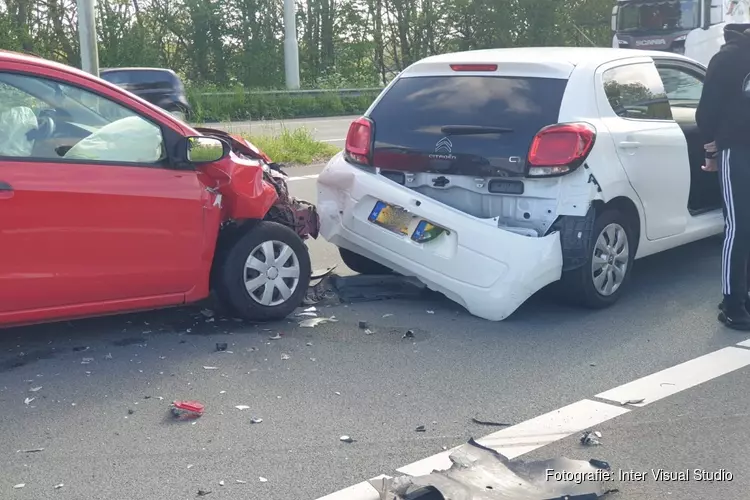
[{"x1": 559, "y1": 209, "x2": 635, "y2": 308}]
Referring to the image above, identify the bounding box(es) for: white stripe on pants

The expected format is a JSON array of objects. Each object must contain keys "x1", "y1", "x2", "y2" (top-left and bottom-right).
[{"x1": 721, "y1": 149, "x2": 735, "y2": 295}]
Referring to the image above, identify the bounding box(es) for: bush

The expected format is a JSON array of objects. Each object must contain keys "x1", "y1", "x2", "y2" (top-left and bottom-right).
[
  {"x1": 244, "y1": 127, "x2": 339, "y2": 166},
  {"x1": 187, "y1": 86, "x2": 382, "y2": 122}
]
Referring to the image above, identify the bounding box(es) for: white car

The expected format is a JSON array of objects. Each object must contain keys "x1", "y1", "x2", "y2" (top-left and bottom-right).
[{"x1": 317, "y1": 47, "x2": 723, "y2": 321}]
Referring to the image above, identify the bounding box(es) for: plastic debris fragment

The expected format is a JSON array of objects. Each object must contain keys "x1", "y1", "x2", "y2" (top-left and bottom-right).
[
  {"x1": 235, "y1": 405, "x2": 250, "y2": 411},
  {"x1": 299, "y1": 317, "x2": 338, "y2": 328},
  {"x1": 340, "y1": 435, "x2": 354, "y2": 443},
  {"x1": 622, "y1": 398, "x2": 645, "y2": 405},
  {"x1": 171, "y1": 400, "x2": 205, "y2": 419},
  {"x1": 580, "y1": 430, "x2": 602, "y2": 446}
]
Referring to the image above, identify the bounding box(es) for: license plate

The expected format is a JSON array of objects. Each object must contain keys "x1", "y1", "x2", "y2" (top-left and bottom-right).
[{"x1": 368, "y1": 201, "x2": 447, "y2": 243}]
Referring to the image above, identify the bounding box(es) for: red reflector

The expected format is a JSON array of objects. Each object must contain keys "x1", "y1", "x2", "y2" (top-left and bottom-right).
[
  {"x1": 528, "y1": 123, "x2": 596, "y2": 168},
  {"x1": 345, "y1": 117, "x2": 373, "y2": 165},
  {"x1": 450, "y1": 64, "x2": 498, "y2": 72}
]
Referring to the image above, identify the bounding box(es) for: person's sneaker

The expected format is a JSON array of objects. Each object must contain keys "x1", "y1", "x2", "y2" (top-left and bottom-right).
[{"x1": 718, "y1": 306, "x2": 750, "y2": 330}]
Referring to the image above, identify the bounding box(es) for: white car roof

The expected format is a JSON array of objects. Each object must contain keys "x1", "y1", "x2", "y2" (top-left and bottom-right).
[{"x1": 402, "y1": 47, "x2": 696, "y2": 79}]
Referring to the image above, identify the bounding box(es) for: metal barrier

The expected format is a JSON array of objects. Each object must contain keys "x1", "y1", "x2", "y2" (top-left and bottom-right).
[{"x1": 196, "y1": 88, "x2": 384, "y2": 97}]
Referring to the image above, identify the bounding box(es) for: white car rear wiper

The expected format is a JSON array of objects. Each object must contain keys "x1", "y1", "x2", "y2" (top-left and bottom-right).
[{"x1": 440, "y1": 125, "x2": 514, "y2": 135}]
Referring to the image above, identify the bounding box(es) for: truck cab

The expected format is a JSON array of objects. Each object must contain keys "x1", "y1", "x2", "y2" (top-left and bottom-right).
[{"x1": 612, "y1": 0, "x2": 750, "y2": 66}]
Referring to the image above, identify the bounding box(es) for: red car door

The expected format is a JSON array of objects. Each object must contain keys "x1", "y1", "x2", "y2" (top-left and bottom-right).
[{"x1": 0, "y1": 66, "x2": 208, "y2": 319}]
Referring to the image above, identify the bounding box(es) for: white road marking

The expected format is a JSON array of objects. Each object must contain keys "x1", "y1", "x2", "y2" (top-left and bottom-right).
[
  {"x1": 314, "y1": 341, "x2": 750, "y2": 500},
  {"x1": 287, "y1": 174, "x2": 319, "y2": 182},
  {"x1": 316, "y1": 476, "x2": 390, "y2": 500},
  {"x1": 321, "y1": 138, "x2": 346, "y2": 143},
  {"x1": 397, "y1": 399, "x2": 630, "y2": 477},
  {"x1": 595, "y1": 346, "x2": 750, "y2": 407}
]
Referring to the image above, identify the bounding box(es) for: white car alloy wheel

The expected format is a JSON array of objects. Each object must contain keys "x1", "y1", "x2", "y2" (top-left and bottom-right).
[
  {"x1": 591, "y1": 222, "x2": 630, "y2": 296},
  {"x1": 244, "y1": 240, "x2": 301, "y2": 306}
]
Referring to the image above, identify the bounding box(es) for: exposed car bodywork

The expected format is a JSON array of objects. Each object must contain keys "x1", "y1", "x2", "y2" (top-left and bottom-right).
[{"x1": 195, "y1": 127, "x2": 320, "y2": 240}]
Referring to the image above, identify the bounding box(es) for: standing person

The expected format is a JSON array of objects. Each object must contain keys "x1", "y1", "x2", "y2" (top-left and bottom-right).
[{"x1": 696, "y1": 24, "x2": 750, "y2": 330}]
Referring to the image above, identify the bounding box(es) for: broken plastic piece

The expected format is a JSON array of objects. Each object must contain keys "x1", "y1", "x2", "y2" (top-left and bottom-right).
[
  {"x1": 622, "y1": 398, "x2": 645, "y2": 405},
  {"x1": 359, "y1": 321, "x2": 368, "y2": 329},
  {"x1": 203, "y1": 366, "x2": 218, "y2": 370},
  {"x1": 171, "y1": 400, "x2": 205, "y2": 419},
  {"x1": 471, "y1": 417, "x2": 511, "y2": 427},
  {"x1": 580, "y1": 430, "x2": 602, "y2": 446},
  {"x1": 259, "y1": 477, "x2": 268, "y2": 483},
  {"x1": 251, "y1": 417, "x2": 263, "y2": 424},
  {"x1": 197, "y1": 489, "x2": 212, "y2": 496},
  {"x1": 19, "y1": 448, "x2": 44, "y2": 453},
  {"x1": 13, "y1": 483, "x2": 25, "y2": 489},
  {"x1": 201, "y1": 309, "x2": 215, "y2": 318},
  {"x1": 299, "y1": 317, "x2": 338, "y2": 328},
  {"x1": 235, "y1": 405, "x2": 250, "y2": 411},
  {"x1": 381, "y1": 438, "x2": 613, "y2": 499},
  {"x1": 403, "y1": 330, "x2": 415, "y2": 339},
  {"x1": 29, "y1": 386, "x2": 42, "y2": 392},
  {"x1": 269, "y1": 334, "x2": 282, "y2": 340},
  {"x1": 54, "y1": 483, "x2": 64, "y2": 489},
  {"x1": 330, "y1": 274, "x2": 427, "y2": 303},
  {"x1": 24, "y1": 397, "x2": 34, "y2": 405},
  {"x1": 216, "y1": 343, "x2": 228, "y2": 352},
  {"x1": 340, "y1": 435, "x2": 354, "y2": 443},
  {"x1": 281, "y1": 353, "x2": 290, "y2": 360},
  {"x1": 311, "y1": 266, "x2": 337, "y2": 280},
  {"x1": 415, "y1": 425, "x2": 426, "y2": 432}
]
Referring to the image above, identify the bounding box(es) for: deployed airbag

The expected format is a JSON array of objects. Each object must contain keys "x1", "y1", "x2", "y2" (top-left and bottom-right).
[
  {"x1": 0, "y1": 106, "x2": 38, "y2": 157},
  {"x1": 64, "y1": 115, "x2": 164, "y2": 163}
]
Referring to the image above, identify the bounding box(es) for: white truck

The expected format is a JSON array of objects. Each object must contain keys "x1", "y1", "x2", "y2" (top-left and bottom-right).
[{"x1": 612, "y1": 0, "x2": 750, "y2": 66}]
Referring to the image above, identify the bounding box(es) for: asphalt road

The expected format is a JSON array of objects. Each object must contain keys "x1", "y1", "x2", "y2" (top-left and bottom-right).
[
  {"x1": 202, "y1": 116, "x2": 357, "y2": 149},
  {"x1": 2, "y1": 165, "x2": 750, "y2": 500}
]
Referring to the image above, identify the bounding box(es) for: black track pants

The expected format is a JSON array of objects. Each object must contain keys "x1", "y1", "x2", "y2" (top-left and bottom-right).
[{"x1": 719, "y1": 147, "x2": 750, "y2": 306}]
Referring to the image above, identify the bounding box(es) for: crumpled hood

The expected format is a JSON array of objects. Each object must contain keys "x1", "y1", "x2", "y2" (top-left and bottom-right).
[{"x1": 724, "y1": 24, "x2": 750, "y2": 45}]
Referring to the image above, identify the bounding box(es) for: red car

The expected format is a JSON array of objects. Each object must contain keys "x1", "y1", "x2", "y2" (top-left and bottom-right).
[{"x1": 0, "y1": 51, "x2": 319, "y2": 328}]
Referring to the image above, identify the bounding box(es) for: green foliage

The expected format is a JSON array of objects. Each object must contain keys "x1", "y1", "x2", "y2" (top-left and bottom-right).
[
  {"x1": 187, "y1": 87, "x2": 382, "y2": 122},
  {"x1": 1, "y1": 0, "x2": 617, "y2": 118},
  {"x1": 244, "y1": 128, "x2": 340, "y2": 165}
]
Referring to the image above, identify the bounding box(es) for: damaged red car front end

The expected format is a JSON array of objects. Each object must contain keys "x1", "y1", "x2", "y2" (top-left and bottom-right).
[{"x1": 194, "y1": 127, "x2": 320, "y2": 240}]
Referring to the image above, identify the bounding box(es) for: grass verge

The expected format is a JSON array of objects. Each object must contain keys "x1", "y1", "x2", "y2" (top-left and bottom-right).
[{"x1": 243, "y1": 127, "x2": 340, "y2": 165}]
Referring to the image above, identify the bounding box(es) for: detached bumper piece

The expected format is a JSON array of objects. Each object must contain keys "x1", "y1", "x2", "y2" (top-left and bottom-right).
[
  {"x1": 264, "y1": 167, "x2": 320, "y2": 240},
  {"x1": 378, "y1": 439, "x2": 615, "y2": 500}
]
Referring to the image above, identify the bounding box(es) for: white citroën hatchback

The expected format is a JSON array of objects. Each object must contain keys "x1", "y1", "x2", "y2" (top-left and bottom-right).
[{"x1": 317, "y1": 47, "x2": 723, "y2": 321}]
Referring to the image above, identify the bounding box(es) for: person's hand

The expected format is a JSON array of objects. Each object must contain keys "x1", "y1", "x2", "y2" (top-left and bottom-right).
[
  {"x1": 705, "y1": 141, "x2": 717, "y2": 153},
  {"x1": 703, "y1": 157, "x2": 718, "y2": 172}
]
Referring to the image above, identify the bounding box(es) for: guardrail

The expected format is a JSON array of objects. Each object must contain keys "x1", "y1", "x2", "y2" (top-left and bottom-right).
[{"x1": 196, "y1": 88, "x2": 384, "y2": 97}]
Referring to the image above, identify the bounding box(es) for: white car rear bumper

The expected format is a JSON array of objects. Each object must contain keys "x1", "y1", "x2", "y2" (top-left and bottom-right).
[{"x1": 316, "y1": 155, "x2": 564, "y2": 321}]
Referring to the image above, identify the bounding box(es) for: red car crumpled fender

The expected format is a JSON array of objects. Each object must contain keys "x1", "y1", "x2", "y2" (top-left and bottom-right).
[{"x1": 195, "y1": 127, "x2": 320, "y2": 240}]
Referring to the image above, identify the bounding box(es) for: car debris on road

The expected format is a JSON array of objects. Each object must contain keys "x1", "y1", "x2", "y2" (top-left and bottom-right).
[{"x1": 375, "y1": 438, "x2": 615, "y2": 499}]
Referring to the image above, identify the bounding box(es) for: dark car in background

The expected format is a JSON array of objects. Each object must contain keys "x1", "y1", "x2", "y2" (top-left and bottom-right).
[{"x1": 99, "y1": 67, "x2": 192, "y2": 121}]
